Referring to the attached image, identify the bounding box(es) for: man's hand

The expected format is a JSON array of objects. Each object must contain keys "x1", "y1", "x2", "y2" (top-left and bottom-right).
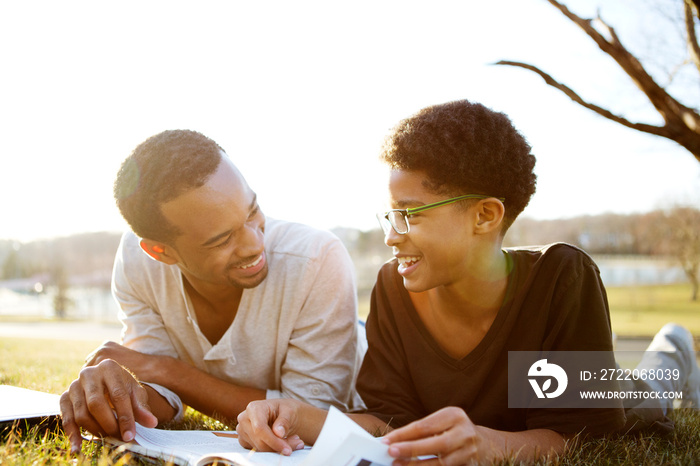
[
  {"x1": 59, "y1": 359, "x2": 158, "y2": 454},
  {"x1": 84, "y1": 341, "x2": 162, "y2": 383},
  {"x1": 236, "y1": 399, "x2": 322, "y2": 456}
]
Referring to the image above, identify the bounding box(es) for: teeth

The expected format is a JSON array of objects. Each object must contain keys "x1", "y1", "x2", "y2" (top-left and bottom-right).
[
  {"x1": 239, "y1": 255, "x2": 262, "y2": 269},
  {"x1": 398, "y1": 256, "x2": 421, "y2": 267}
]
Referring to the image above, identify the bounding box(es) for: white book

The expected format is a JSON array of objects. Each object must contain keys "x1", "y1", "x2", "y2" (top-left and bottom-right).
[
  {"x1": 0, "y1": 385, "x2": 61, "y2": 422},
  {"x1": 98, "y1": 407, "x2": 394, "y2": 466}
]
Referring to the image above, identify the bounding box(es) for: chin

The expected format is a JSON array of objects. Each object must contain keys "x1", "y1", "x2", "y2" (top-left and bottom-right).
[
  {"x1": 230, "y1": 265, "x2": 269, "y2": 289},
  {"x1": 401, "y1": 277, "x2": 431, "y2": 294}
]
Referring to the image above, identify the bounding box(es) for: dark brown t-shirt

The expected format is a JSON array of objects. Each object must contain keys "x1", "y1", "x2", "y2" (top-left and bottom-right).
[{"x1": 356, "y1": 243, "x2": 627, "y2": 436}]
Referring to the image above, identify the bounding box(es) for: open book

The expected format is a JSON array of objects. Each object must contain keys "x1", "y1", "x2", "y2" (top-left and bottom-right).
[
  {"x1": 0, "y1": 385, "x2": 61, "y2": 422},
  {"x1": 98, "y1": 406, "x2": 394, "y2": 466}
]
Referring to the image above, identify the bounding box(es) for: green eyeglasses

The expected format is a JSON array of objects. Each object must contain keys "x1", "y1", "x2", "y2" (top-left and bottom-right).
[{"x1": 376, "y1": 194, "x2": 505, "y2": 235}]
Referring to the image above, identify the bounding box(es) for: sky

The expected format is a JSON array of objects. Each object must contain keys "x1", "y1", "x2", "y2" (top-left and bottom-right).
[{"x1": 1, "y1": 0, "x2": 699, "y2": 242}]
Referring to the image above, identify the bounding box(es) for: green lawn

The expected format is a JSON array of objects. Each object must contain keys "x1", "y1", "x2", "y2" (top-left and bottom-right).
[
  {"x1": 1, "y1": 283, "x2": 699, "y2": 464},
  {"x1": 607, "y1": 283, "x2": 700, "y2": 336},
  {"x1": 1, "y1": 335, "x2": 699, "y2": 465}
]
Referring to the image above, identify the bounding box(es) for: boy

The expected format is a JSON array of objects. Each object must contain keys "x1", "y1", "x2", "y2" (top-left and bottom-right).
[{"x1": 236, "y1": 101, "x2": 697, "y2": 463}]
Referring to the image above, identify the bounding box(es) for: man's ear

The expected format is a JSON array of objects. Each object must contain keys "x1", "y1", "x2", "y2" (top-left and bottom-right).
[
  {"x1": 473, "y1": 198, "x2": 505, "y2": 235},
  {"x1": 139, "y1": 239, "x2": 178, "y2": 265}
]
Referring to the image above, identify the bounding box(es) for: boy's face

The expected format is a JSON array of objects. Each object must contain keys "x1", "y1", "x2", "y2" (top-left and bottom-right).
[
  {"x1": 160, "y1": 155, "x2": 268, "y2": 290},
  {"x1": 383, "y1": 169, "x2": 479, "y2": 293}
]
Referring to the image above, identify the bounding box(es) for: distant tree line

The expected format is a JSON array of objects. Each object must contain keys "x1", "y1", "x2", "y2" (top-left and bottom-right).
[
  {"x1": 1, "y1": 206, "x2": 698, "y2": 301},
  {"x1": 0, "y1": 232, "x2": 121, "y2": 284},
  {"x1": 505, "y1": 207, "x2": 699, "y2": 300}
]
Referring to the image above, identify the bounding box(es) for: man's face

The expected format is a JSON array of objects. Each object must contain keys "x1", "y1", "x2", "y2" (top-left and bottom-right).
[{"x1": 160, "y1": 155, "x2": 268, "y2": 289}]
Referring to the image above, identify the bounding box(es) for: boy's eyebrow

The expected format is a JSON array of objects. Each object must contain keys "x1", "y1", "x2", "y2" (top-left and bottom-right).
[
  {"x1": 201, "y1": 194, "x2": 258, "y2": 247},
  {"x1": 393, "y1": 199, "x2": 425, "y2": 209}
]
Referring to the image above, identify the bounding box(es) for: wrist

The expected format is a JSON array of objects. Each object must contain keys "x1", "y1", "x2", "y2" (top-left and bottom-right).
[
  {"x1": 474, "y1": 425, "x2": 507, "y2": 460},
  {"x1": 144, "y1": 353, "x2": 175, "y2": 386}
]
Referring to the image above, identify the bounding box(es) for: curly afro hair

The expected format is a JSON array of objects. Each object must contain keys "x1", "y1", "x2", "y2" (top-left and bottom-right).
[
  {"x1": 114, "y1": 129, "x2": 224, "y2": 243},
  {"x1": 380, "y1": 100, "x2": 537, "y2": 232}
]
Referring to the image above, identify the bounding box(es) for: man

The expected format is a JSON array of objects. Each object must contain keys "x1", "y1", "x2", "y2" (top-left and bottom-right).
[
  {"x1": 236, "y1": 100, "x2": 699, "y2": 463},
  {"x1": 60, "y1": 129, "x2": 363, "y2": 453}
]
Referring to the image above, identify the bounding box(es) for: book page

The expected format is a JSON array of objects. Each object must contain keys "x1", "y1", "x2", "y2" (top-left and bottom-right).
[
  {"x1": 131, "y1": 424, "x2": 310, "y2": 465},
  {"x1": 0, "y1": 385, "x2": 60, "y2": 422},
  {"x1": 300, "y1": 407, "x2": 393, "y2": 466}
]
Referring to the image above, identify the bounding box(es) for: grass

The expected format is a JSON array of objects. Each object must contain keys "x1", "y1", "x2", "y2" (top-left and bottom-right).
[
  {"x1": 607, "y1": 283, "x2": 700, "y2": 337},
  {"x1": 1, "y1": 336, "x2": 699, "y2": 465},
  {"x1": 1, "y1": 282, "x2": 699, "y2": 464}
]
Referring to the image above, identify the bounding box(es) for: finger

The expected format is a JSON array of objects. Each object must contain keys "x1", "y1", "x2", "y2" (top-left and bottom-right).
[
  {"x1": 393, "y1": 445, "x2": 479, "y2": 466},
  {"x1": 385, "y1": 407, "x2": 465, "y2": 443},
  {"x1": 59, "y1": 392, "x2": 84, "y2": 454},
  {"x1": 84, "y1": 349, "x2": 98, "y2": 367},
  {"x1": 102, "y1": 363, "x2": 142, "y2": 442},
  {"x1": 237, "y1": 421, "x2": 292, "y2": 454},
  {"x1": 385, "y1": 408, "x2": 475, "y2": 460},
  {"x1": 237, "y1": 406, "x2": 294, "y2": 455},
  {"x1": 271, "y1": 407, "x2": 296, "y2": 439},
  {"x1": 251, "y1": 412, "x2": 295, "y2": 455},
  {"x1": 387, "y1": 436, "x2": 443, "y2": 460},
  {"x1": 287, "y1": 434, "x2": 306, "y2": 452},
  {"x1": 388, "y1": 432, "x2": 476, "y2": 464},
  {"x1": 68, "y1": 377, "x2": 112, "y2": 438}
]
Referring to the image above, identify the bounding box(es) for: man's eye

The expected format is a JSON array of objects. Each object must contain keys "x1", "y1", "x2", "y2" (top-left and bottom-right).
[{"x1": 215, "y1": 236, "x2": 232, "y2": 249}]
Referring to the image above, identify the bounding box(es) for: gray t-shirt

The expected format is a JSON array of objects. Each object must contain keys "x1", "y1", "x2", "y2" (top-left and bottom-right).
[{"x1": 112, "y1": 217, "x2": 364, "y2": 419}]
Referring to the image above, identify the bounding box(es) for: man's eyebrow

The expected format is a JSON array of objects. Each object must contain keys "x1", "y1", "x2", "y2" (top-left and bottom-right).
[
  {"x1": 201, "y1": 229, "x2": 232, "y2": 248},
  {"x1": 201, "y1": 194, "x2": 258, "y2": 248}
]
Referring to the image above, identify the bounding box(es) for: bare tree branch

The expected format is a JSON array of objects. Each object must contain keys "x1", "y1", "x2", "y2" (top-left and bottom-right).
[
  {"x1": 494, "y1": 60, "x2": 667, "y2": 137},
  {"x1": 496, "y1": 0, "x2": 700, "y2": 163},
  {"x1": 685, "y1": 0, "x2": 700, "y2": 73}
]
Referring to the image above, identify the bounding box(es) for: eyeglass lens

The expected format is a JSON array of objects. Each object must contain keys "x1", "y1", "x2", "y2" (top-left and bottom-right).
[{"x1": 387, "y1": 211, "x2": 409, "y2": 234}]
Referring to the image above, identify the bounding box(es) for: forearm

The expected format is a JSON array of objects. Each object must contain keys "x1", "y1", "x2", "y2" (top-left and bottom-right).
[
  {"x1": 293, "y1": 409, "x2": 390, "y2": 446},
  {"x1": 145, "y1": 356, "x2": 265, "y2": 423},
  {"x1": 347, "y1": 413, "x2": 395, "y2": 438},
  {"x1": 476, "y1": 426, "x2": 566, "y2": 462}
]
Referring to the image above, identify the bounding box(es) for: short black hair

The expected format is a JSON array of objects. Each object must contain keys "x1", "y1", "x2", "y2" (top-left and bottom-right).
[
  {"x1": 114, "y1": 129, "x2": 224, "y2": 243},
  {"x1": 380, "y1": 100, "x2": 537, "y2": 232}
]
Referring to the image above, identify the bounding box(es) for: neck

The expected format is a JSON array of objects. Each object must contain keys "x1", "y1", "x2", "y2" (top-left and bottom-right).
[
  {"x1": 181, "y1": 272, "x2": 243, "y2": 311},
  {"x1": 428, "y1": 245, "x2": 509, "y2": 319}
]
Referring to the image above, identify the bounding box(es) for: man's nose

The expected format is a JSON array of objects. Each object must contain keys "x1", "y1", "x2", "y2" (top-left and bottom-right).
[{"x1": 235, "y1": 223, "x2": 264, "y2": 257}]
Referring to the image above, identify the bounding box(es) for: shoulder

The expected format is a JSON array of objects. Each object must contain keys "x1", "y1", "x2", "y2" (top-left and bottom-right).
[
  {"x1": 507, "y1": 242, "x2": 598, "y2": 271},
  {"x1": 264, "y1": 217, "x2": 348, "y2": 260},
  {"x1": 116, "y1": 231, "x2": 145, "y2": 265}
]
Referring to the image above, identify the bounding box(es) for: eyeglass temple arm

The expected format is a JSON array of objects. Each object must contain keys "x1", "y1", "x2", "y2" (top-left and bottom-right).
[{"x1": 406, "y1": 195, "x2": 504, "y2": 214}]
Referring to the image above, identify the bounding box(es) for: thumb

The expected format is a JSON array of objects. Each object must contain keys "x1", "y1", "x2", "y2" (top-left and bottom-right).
[{"x1": 272, "y1": 413, "x2": 294, "y2": 439}]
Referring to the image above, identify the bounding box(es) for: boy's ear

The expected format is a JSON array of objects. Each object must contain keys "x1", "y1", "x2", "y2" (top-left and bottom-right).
[
  {"x1": 473, "y1": 198, "x2": 505, "y2": 235},
  {"x1": 139, "y1": 239, "x2": 178, "y2": 265}
]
